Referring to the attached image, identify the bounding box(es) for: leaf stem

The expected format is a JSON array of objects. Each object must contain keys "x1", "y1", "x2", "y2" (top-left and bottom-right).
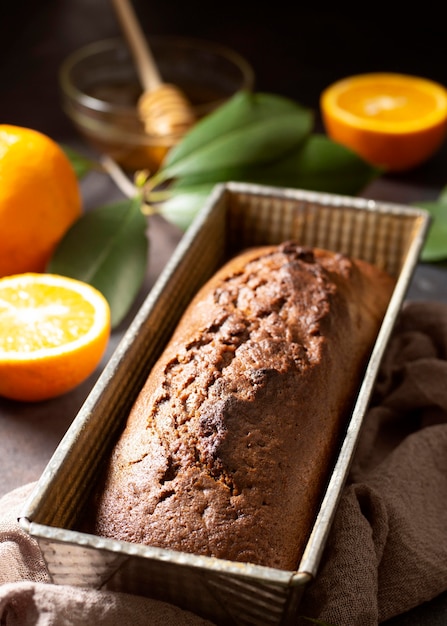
[
  {"x1": 144, "y1": 189, "x2": 173, "y2": 203},
  {"x1": 100, "y1": 155, "x2": 138, "y2": 199}
]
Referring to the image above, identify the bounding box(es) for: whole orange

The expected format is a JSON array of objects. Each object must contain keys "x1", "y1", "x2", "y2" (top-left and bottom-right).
[{"x1": 0, "y1": 125, "x2": 82, "y2": 277}]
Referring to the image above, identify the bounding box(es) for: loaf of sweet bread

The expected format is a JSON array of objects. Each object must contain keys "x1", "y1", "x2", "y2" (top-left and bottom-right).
[{"x1": 90, "y1": 242, "x2": 395, "y2": 571}]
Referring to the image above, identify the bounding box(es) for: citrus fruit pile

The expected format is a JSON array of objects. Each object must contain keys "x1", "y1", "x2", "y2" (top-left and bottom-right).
[
  {"x1": 320, "y1": 73, "x2": 447, "y2": 171},
  {"x1": 0, "y1": 273, "x2": 111, "y2": 402}
]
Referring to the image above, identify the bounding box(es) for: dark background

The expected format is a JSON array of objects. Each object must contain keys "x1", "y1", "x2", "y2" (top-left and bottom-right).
[{"x1": 1, "y1": 1, "x2": 446, "y2": 147}]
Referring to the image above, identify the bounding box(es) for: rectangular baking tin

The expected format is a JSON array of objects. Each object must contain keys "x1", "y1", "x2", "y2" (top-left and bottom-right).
[{"x1": 19, "y1": 182, "x2": 430, "y2": 626}]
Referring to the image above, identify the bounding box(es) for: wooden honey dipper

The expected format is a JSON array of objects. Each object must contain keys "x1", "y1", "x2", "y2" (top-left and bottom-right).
[{"x1": 111, "y1": 0, "x2": 196, "y2": 139}]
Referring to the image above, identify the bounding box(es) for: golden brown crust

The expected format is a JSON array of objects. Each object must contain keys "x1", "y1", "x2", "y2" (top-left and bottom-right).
[{"x1": 91, "y1": 242, "x2": 395, "y2": 570}]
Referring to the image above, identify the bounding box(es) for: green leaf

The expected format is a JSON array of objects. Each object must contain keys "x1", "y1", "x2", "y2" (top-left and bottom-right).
[
  {"x1": 153, "y1": 92, "x2": 313, "y2": 183},
  {"x1": 437, "y1": 185, "x2": 447, "y2": 206},
  {"x1": 164, "y1": 91, "x2": 312, "y2": 165},
  {"x1": 156, "y1": 185, "x2": 215, "y2": 231},
  {"x1": 61, "y1": 144, "x2": 98, "y2": 179},
  {"x1": 157, "y1": 135, "x2": 378, "y2": 230},
  {"x1": 247, "y1": 134, "x2": 381, "y2": 194},
  {"x1": 47, "y1": 197, "x2": 149, "y2": 328},
  {"x1": 145, "y1": 92, "x2": 376, "y2": 232},
  {"x1": 166, "y1": 163, "x2": 258, "y2": 189},
  {"x1": 415, "y1": 200, "x2": 447, "y2": 262},
  {"x1": 171, "y1": 134, "x2": 378, "y2": 194}
]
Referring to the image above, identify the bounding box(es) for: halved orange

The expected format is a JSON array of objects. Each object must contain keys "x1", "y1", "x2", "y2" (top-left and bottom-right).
[
  {"x1": 320, "y1": 73, "x2": 447, "y2": 171},
  {"x1": 0, "y1": 273, "x2": 111, "y2": 402}
]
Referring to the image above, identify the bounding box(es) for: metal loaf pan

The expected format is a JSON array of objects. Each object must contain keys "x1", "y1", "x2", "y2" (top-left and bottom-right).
[{"x1": 19, "y1": 182, "x2": 430, "y2": 626}]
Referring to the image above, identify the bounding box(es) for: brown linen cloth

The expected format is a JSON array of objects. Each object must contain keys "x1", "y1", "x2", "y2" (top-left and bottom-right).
[{"x1": 1, "y1": 300, "x2": 447, "y2": 626}]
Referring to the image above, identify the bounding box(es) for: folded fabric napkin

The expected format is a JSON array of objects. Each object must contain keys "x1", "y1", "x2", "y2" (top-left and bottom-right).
[{"x1": 1, "y1": 300, "x2": 447, "y2": 626}]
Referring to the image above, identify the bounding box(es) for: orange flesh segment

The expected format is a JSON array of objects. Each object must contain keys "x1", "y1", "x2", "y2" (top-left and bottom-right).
[
  {"x1": 0, "y1": 284, "x2": 97, "y2": 354},
  {"x1": 337, "y1": 83, "x2": 436, "y2": 123}
]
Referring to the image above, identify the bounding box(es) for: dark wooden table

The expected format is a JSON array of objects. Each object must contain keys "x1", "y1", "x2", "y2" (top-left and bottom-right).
[{"x1": 1, "y1": 3, "x2": 447, "y2": 623}]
